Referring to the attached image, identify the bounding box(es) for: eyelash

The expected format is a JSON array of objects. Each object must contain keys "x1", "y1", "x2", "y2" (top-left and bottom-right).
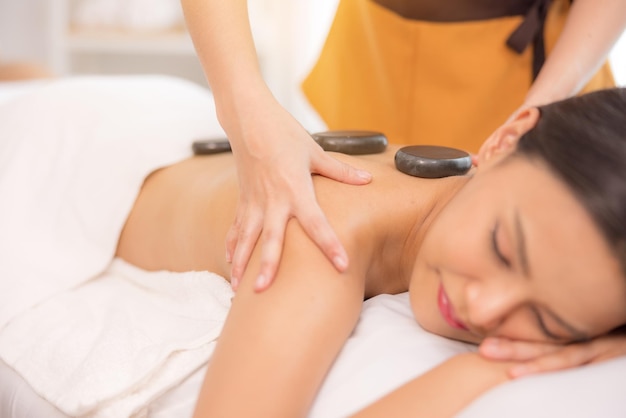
[
  {"x1": 491, "y1": 222, "x2": 511, "y2": 268},
  {"x1": 530, "y1": 306, "x2": 561, "y2": 340}
]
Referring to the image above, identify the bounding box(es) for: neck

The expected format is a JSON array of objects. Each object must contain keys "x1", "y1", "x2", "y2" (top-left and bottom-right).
[{"x1": 373, "y1": 175, "x2": 471, "y2": 296}]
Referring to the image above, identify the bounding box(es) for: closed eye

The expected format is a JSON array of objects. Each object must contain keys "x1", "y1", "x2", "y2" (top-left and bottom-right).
[
  {"x1": 530, "y1": 306, "x2": 566, "y2": 341},
  {"x1": 491, "y1": 221, "x2": 511, "y2": 268}
]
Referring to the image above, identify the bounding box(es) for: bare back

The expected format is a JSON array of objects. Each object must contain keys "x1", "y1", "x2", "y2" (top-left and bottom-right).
[{"x1": 116, "y1": 146, "x2": 465, "y2": 297}]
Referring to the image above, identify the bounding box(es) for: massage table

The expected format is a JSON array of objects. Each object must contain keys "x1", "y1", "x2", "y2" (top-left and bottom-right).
[{"x1": 0, "y1": 76, "x2": 624, "y2": 418}]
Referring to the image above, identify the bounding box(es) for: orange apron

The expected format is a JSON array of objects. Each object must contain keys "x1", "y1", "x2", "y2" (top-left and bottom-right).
[{"x1": 302, "y1": 0, "x2": 614, "y2": 151}]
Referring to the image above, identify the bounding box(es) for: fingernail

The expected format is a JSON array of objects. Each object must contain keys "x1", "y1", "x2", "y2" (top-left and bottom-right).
[
  {"x1": 255, "y1": 274, "x2": 268, "y2": 290},
  {"x1": 480, "y1": 339, "x2": 512, "y2": 359},
  {"x1": 231, "y1": 277, "x2": 239, "y2": 290},
  {"x1": 480, "y1": 341, "x2": 500, "y2": 356},
  {"x1": 357, "y1": 170, "x2": 372, "y2": 181},
  {"x1": 225, "y1": 250, "x2": 232, "y2": 263},
  {"x1": 333, "y1": 255, "x2": 348, "y2": 271}
]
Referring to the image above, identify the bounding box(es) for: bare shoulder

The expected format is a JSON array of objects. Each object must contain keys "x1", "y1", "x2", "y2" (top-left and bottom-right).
[{"x1": 311, "y1": 147, "x2": 445, "y2": 294}]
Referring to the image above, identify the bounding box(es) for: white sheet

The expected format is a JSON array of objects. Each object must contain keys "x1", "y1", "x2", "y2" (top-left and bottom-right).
[
  {"x1": 0, "y1": 79, "x2": 51, "y2": 106},
  {"x1": 0, "y1": 358, "x2": 67, "y2": 418}
]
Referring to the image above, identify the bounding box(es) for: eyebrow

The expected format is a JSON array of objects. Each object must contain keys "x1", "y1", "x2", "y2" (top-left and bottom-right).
[{"x1": 515, "y1": 210, "x2": 590, "y2": 342}]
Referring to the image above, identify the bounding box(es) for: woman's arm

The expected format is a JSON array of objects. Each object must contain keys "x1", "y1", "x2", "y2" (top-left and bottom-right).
[
  {"x1": 193, "y1": 217, "x2": 366, "y2": 417},
  {"x1": 180, "y1": 0, "x2": 371, "y2": 290},
  {"x1": 522, "y1": 0, "x2": 626, "y2": 107},
  {"x1": 353, "y1": 353, "x2": 513, "y2": 418}
]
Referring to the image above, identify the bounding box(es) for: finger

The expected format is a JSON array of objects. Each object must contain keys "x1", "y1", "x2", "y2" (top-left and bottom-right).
[
  {"x1": 230, "y1": 211, "x2": 263, "y2": 290},
  {"x1": 254, "y1": 210, "x2": 290, "y2": 292},
  {"x1": 476, "y1": 138, "x2": 490, "y2": 166},
  {"x1": 508, "y1": 344, "x2": 597, "y2": 378},
  {"x1": 476, "y1": 125, "x2": 504, "y2": 165},
  {"x1": 312, "y1": 152, "x2": 372, "y2": 185},
  {"x1": 225, "y1": 212, "x2": 244, "y2": 264},
  {"x1": 593, "y1": 335, "x2": 626, "y2": 362},
  {"x1": 296, "y1": 203, "x2": 349, "y2": 273},
  {"x1": 471, "y1": 154, "x2": 479, "y2": 167},
  {"x1": 479, "y1": 337, "x2": 562, "y2": 361}
]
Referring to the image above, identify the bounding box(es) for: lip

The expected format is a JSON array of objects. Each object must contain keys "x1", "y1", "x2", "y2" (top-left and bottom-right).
[{"x1": 438, "y1": 284, "x2": 469, "y2": 331}]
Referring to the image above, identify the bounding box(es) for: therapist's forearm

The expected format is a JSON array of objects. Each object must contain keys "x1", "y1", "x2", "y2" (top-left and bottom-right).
[
  {"x1": 180, "y1": 0, "x2": 272, "y2": 130},
  {"x1": 523, "y1": 0, "x2": 626, "y2": 107}
]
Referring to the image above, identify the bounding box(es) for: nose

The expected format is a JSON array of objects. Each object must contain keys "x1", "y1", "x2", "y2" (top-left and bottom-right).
[{"x1": 464, "y1": 278, "x2": 525, "y2": 334}]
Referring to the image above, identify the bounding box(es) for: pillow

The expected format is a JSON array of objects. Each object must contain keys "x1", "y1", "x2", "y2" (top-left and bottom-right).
[{"x1": 153, "y1": 292, "x2": 626, "y2": 417}]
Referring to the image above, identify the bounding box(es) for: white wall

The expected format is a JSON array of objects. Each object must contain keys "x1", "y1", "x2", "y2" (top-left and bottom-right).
[
  {"x1": 610, "y1": 33, "x2": 626, "y2": 86},
  {"x1": 268, "y1": 0, "x2": 339, "y2": 129},
  {"x1": 0, "y1": 0, "x2": 51, "y2": 63}
]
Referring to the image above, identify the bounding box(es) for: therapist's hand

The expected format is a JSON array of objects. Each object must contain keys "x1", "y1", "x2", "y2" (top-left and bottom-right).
[
  {"x1": 223, "y1": 95, "x2": 372, "y2": 292},
  {"x1": 478, "y1": 332, "x2": 626, "y2": 378}
]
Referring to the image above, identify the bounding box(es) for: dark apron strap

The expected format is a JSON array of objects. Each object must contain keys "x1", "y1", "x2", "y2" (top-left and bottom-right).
[{"x1": 506, "y1": 0, "x2": 553, "y2": 79}]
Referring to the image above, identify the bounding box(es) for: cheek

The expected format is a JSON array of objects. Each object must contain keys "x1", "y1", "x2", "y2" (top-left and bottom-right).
[
  {"x1": 493, "y1": 308, "x2": 548, "y2": 342},
  {"x1": 409, "y1": 276, "x2": 482, "y2": 343},
  {"x1": 410, "y1": 185, "x2": 499, "y2": 342},
  {"x1": 424, "y1": 179, "x2": 497, "y2": 262},
  {"x1": 408, "y1": 257, "x2": 478, "y2": 343},
  {"x1": 420, "y1": 205, "x2": 491, "y2": 277}
]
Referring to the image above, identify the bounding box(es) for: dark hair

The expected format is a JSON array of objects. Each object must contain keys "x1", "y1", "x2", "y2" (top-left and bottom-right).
[{"x1": 515, "y1": 88, "x2": 626, "y2": 277}]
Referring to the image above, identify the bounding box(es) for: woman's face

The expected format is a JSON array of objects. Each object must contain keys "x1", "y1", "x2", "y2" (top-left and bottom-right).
[{"x1": 410, "y1": 154, "x2": 626, "y2": 345}]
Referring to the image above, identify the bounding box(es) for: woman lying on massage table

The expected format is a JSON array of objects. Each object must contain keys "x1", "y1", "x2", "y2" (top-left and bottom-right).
[{"x1": 116, "y1": 88, "x2": 626, "y2": 417}]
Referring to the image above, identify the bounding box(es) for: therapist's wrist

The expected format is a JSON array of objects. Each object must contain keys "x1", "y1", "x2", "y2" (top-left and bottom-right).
[
  {"x1": 213, "y1": 76, "x2": 276, "y2": 144},
  {"x1": 523, "y1": 71, "x2": 582, "y2": 110}
]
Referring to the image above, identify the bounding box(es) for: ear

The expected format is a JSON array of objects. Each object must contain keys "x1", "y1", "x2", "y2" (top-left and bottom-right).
[{"x1": 476, "y1": 108, "x2": 541, "y2": 167}]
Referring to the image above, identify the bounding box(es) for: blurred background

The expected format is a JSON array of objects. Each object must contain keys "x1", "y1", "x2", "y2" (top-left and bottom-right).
[{"x1": 0, "y1": 0, "x2": 624, "y2": 125}]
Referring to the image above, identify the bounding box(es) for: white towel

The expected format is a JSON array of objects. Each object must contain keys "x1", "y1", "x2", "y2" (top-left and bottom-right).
[
  {"x1": 0, "y1": 259, "x2": 233, "y2": 417},
  {"x1": 0, "y1": 75, "x2": 231, "y2": 416}
]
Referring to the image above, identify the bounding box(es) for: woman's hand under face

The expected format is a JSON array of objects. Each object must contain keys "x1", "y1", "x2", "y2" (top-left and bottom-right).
[
  {"x1": 223, "y1": 95, "x2": 373, "y2": 292},
  {"x1": 478, "y1": 332, "x2": 626, "y2": 378}
]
